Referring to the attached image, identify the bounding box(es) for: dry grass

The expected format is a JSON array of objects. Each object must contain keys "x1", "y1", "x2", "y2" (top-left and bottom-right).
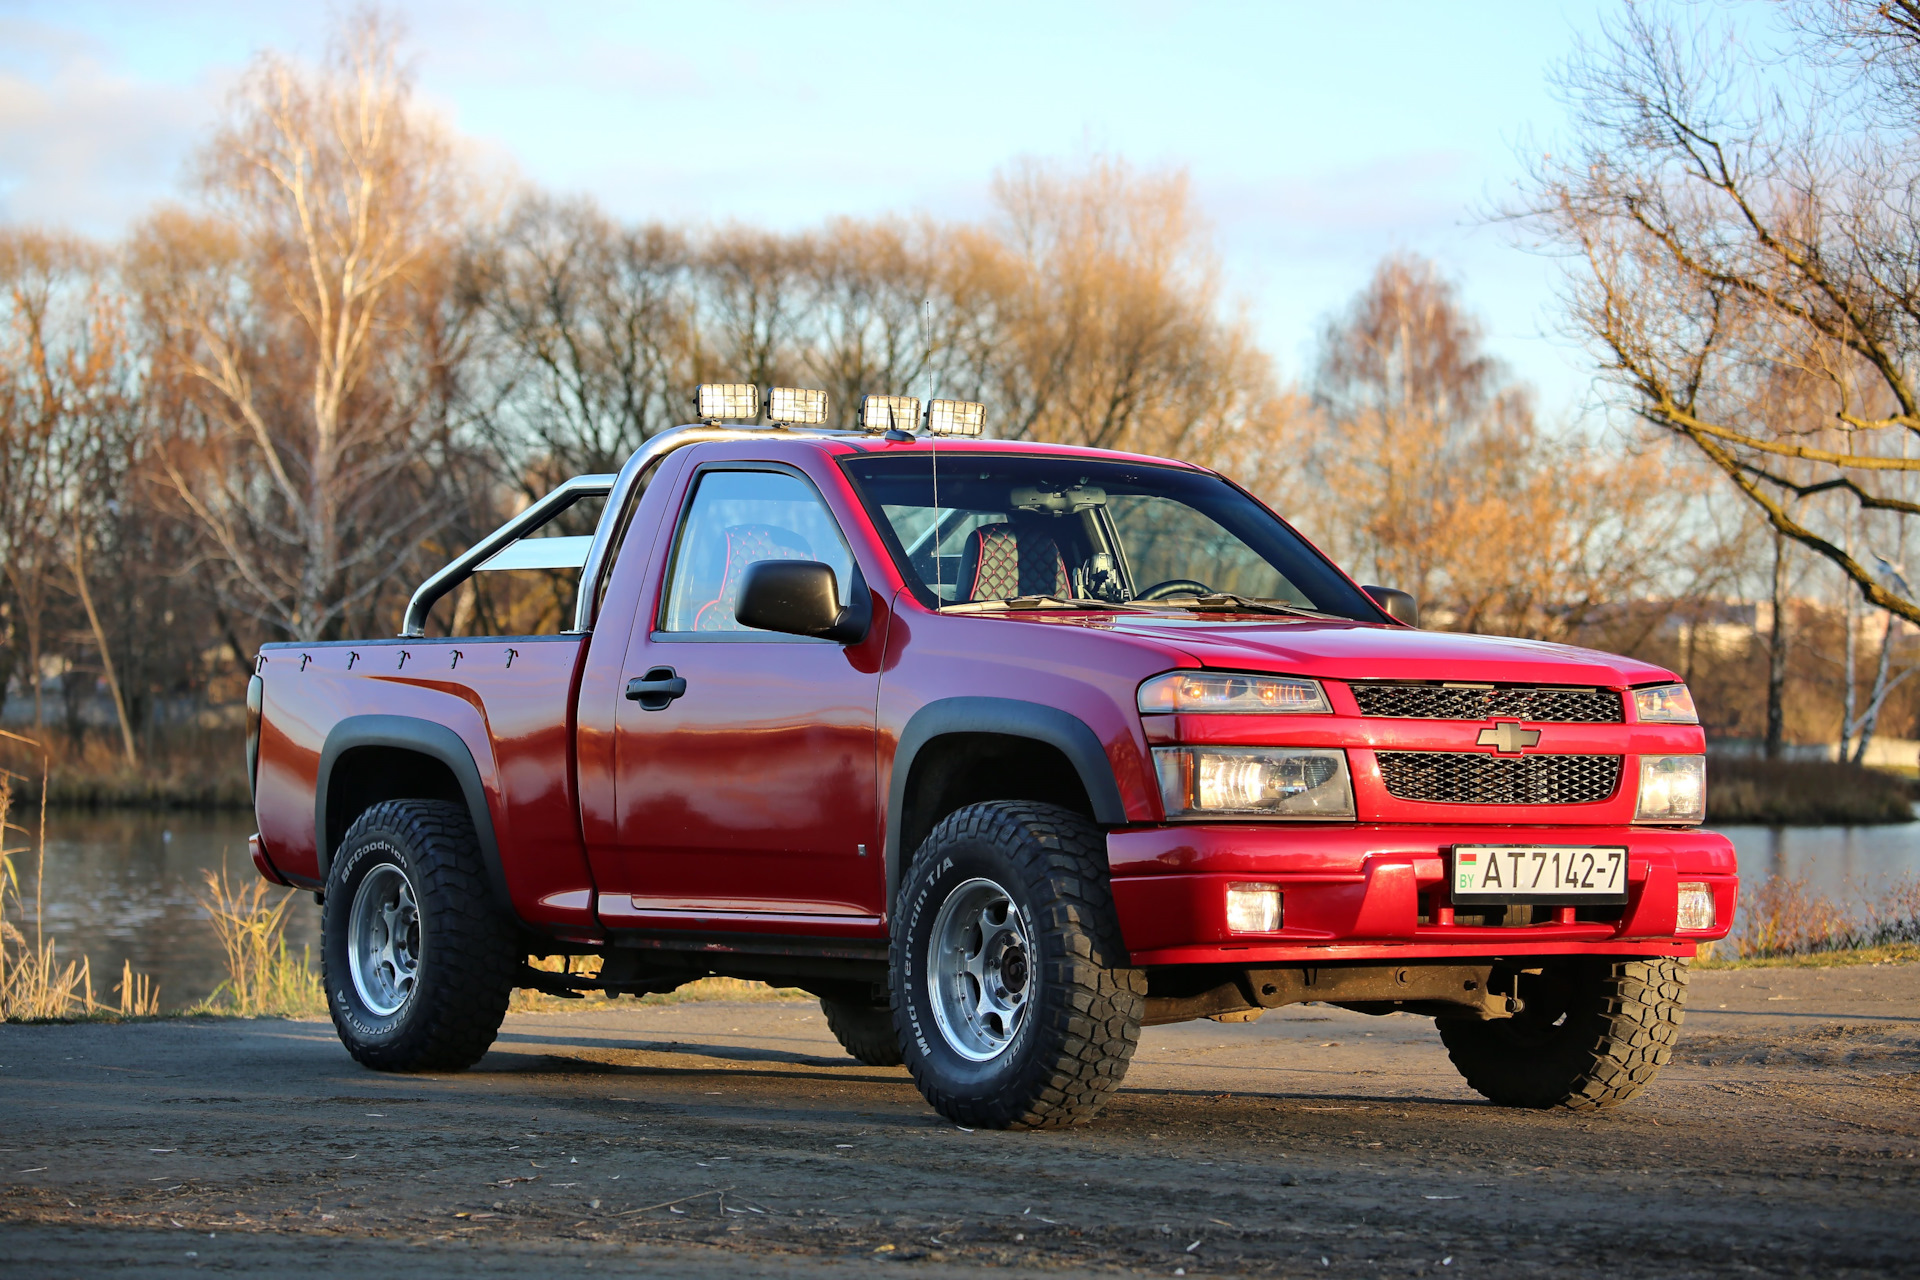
[
  {"x1": 510, "y1": 955, "x2": 809, "y2": 1013},
  {"x1": 0, "y1": 730, "x2": 161, "y2": 1021},
  {"x1": 186, "y1": 864, "x2": 325, "y2": 1018},
  {"x1": 1702, "y1": 872, "x2": 1920, "y2": 966}
]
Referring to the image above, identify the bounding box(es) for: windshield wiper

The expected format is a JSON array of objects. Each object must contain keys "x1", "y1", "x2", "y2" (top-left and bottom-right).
[
  {"x1": 941, "y1": 594, "x2": 1137, "y2": 614},
  {"x1": 1136, "y1": 592, "x2": 1337, "y2": 620}
]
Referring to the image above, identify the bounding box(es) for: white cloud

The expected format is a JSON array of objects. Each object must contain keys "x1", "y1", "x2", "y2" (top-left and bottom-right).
[{"x1": 0, "y1": 19, "x2": 227, "y2": 234}]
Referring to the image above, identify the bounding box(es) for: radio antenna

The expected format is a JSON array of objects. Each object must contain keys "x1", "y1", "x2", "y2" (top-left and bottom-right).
[{"x1": 924, "y1": 298, "x2": 944, "y2": 602}]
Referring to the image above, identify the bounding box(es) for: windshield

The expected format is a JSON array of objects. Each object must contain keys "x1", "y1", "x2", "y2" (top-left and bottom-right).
[{"x1": 840, "y1": 453, "x2": 1381, "y2": 619}]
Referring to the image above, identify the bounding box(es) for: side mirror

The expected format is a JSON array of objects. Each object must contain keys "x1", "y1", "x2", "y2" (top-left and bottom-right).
[
  {"x1": 736, "y1": 560, "x2": 872, "y2": 644},
  {"x1": 1363, "y1": 585, "x2": 1419, "y2": 628}
]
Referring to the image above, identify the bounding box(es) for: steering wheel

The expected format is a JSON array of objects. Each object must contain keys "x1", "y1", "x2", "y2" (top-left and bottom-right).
[{"x1": 1135, "y1": 578, "x2": 1214, "y2": 601}]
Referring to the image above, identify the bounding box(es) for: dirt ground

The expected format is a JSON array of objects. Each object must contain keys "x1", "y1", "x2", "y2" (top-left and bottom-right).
[{"x1": 2, "y1": 962, "x2": 1918, "y2": 1279}]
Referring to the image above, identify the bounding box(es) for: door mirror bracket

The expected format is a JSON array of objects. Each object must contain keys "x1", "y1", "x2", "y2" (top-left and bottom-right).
[
  {"x1": 736, "y1": 560, "x2": 872, "y2": 644},
  {"x1": 1362, "y1": 585, "x2": 1419, "y2": 628}
]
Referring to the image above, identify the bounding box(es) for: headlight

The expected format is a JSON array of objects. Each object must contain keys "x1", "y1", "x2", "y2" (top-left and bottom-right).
[
  {"x1": 1635, "y1": 754, "x2": 1706, "y2": 823},
  {"x1": 1153, "y1": 746, "x2": 1355, "y2": 819},
  {"x1": 1677, "y1": 882, "x2": 1716, "y2": 930},
  {"x1": 1138, "y1": 671, "x2": 1331, "y2": 714},
  {"x1": 1633, "y1": 683, "x2": 1698, "y2": 724}
]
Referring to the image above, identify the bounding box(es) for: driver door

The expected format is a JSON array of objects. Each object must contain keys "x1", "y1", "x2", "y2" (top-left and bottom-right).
[{"x1": 607, "y1": 464, "x2": 883, "y2": 926}]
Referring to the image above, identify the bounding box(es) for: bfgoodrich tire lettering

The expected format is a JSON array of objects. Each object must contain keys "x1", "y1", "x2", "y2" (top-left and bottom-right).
[
  {"x1": 322, "y1": 799, "x2": 517, "y2": 1072},
  {"x1": 1438, "y1": 955, "x2": 1688, "y2": 1109},
  {"x1": 891, "y1": 801, "x2": 1144, "y2": 1129}
]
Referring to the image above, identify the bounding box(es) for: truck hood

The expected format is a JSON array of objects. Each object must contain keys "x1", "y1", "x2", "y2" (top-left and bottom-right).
[{"x1": 1000, "y1": 613, "x2": 1678, "y2": 688}]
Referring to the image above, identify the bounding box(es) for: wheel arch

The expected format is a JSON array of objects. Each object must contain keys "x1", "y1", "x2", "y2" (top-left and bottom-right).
[
  {"x1": 886, "y1": 697, "x2": 1127, "y2": 908},
  {"x1": 316, "y1": 714, "x2": 514, "y2": 919}
]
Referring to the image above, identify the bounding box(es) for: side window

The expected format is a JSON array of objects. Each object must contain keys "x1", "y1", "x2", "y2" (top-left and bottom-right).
[{"x1": 661, "y1": 469, "x2": 857, "y2": 633}]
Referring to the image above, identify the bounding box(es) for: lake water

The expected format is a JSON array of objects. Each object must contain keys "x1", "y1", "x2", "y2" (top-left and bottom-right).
[
  {"x1": 9, "y1": 811, "x2": 320, "y2": 1011},
  {"x1": 9, "y1": 813, "x2": 1920, "y2": 1013}
]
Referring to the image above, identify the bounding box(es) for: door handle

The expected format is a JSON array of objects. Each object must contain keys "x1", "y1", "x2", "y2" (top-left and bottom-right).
[{"x1": 625, "y1": 666, "x2": 687, "y2": 711}]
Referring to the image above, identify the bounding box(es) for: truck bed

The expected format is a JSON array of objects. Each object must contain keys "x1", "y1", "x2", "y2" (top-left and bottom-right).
[{"x1": 252, "y1": 634, "x2": 600, "y2": 935}]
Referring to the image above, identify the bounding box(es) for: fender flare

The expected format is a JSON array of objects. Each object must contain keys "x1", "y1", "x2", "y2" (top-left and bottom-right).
[
  {"x1": 315, "y1": 714, "x2": 514, "y2": 918},
  {"x1": 885, "y1": 696, "x2": 1128, "y2": 904}
]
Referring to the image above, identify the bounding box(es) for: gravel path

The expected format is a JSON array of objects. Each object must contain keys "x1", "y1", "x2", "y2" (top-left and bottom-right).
[{"x1": 3, "y1": 962, "x2": 1917, "y2": 1277}]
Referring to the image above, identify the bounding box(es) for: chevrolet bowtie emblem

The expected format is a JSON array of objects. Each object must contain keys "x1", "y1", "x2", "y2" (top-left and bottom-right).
[{"x1": 1477, "y1": 723, "x2": 1542, "y2": 754}]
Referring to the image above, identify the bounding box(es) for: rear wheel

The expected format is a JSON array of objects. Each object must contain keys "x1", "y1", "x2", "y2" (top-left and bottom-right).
[
  {"x1": 891, "y1": 801, "x2": 1144, "y2": 1129},
  {"x1": 820, "y1": 997, "x2": 903, "y2": 1066},
  {"x1": 1438, "y1": 956, "x2": 1688, "y2": 1109},
  {"x1": 322, "y1": 799, "x2": 517, "y2": 1072}
]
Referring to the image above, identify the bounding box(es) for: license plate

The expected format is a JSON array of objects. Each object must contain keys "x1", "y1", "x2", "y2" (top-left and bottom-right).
[{"x1": 1451, "y1": 845, "x2": 1628, "y2": 903}]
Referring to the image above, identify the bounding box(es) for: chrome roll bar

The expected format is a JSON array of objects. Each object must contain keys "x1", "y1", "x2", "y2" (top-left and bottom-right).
[
  {"x1": 401, "y1": 421, "x2": 869, "y2": 638},
  {"x1": 400, "y1": 472, "x2": 616, "y2": 637}
]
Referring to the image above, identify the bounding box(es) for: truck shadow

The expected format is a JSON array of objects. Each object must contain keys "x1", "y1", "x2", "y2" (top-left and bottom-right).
[{"x1": 483, "y1": 1028, "x2": 886, "y2": 1072}]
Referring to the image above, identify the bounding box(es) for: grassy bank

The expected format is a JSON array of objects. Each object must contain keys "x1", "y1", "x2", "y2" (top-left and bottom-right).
[
  {"x1": 1696, "y1": 941, "x2": 1920, "y2": 969},
  {"x1": 1, "y1": 732, "x2": 250, "y2": 810},
  {"x1": 1707, "y1": 757, "x2": 1916, "y2": 825}
]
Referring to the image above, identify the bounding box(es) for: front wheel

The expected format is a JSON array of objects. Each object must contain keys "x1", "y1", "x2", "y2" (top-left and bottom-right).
[
  {"x1": 322, "y1": 799, "x2": 518, "y2": 1072},
  {"x1": 891, "y1": 802, "x2": 1144, "y2": 1129},
  {"x1": 1438, "y1": 956, "x2": 1688, "y2": 1109}
]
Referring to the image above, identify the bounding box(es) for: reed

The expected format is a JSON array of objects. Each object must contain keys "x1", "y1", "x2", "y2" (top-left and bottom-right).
[
  {"x1": 1728, "y1": 873, "x2": 1920, "y2": 959},
  {"x1": 188, "y1": 863, "x2": 325, "y2": 1017}
]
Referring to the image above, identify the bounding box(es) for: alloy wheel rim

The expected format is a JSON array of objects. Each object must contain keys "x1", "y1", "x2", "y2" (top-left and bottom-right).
[
  {"x1": 347, "y1": 861, "x2": 421, "y2": 1017},
  {"x1": 927, "y1": 877, "x2": 1033, "y2": 1062}
]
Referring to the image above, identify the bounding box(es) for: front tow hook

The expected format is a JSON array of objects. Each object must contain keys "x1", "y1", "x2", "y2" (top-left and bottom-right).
[{"x1": 625, "y1": 667, "x2": 687, "y2": 711}]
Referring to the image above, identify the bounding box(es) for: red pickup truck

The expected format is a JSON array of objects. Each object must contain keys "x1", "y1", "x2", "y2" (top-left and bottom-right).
[{"x1": 246, "y1": 386, "x2": 1735, "y2": 1129}]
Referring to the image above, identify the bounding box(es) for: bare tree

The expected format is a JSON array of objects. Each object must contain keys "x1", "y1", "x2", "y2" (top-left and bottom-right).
[
  {"x1": 467, "y1": 196, "x2": 695, "y2": 492},
  {"x1": 982, "y1": 153, "x2": 1287, "y2": 470},
  {"x1": 0, "y1": 229, "x2": 143, "y2": 759},
  {"x1": 1308, "y1": 253, "x2": 1715, "y2": 638},
  {"x1": 1516, "y1": 1, "x2": 1920, "y2": 632},
  {"x1": 132, "y1": 10, "x2": 482, "y2": 642}
]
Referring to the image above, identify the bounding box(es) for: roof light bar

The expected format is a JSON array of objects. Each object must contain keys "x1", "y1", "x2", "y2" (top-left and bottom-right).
[
  {"x1": 860, "y1": 394, "x2": 921, "y2": 433},
  {"x1": 694, "y1": 383, "x2": 759, "y2": 422},
  {"x1": 924, "y1": 399, "x2": 985, "y2": 438},
  {"x1": 765, "y1": 386, "x2": 829, "y2": 426}
]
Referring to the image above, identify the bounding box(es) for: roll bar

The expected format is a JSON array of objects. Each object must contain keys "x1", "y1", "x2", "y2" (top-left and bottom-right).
[{"x1": 400, "y1": 422, "x2": 866, "y2": 638}]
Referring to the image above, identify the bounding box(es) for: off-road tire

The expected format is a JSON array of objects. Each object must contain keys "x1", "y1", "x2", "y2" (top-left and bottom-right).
[
  {"x1": 821, "y1": 997, "x2": 904, "y2": 1066},
  {"x1": 1438, "y1": 955, "x2": 1688, "y2": 1109},
  {"x1": 891, "y1": 801, "x2": 1145, "y2": 1129},
  {"x1": 322, "y1": 799, "x2": 518, "y2": 1073}
]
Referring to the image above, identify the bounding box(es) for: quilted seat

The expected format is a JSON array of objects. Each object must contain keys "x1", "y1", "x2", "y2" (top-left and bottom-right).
[{"x1": 953, "y1": 524, "x2": 1069, "y2": 602}]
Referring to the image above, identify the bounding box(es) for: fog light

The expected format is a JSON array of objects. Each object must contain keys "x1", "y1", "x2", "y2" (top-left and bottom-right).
[
  {"x1": 1226, "y1": 883, "x2": 1282, "y2": 934},
  {"x1": 1677, "y1": 882, "x2": 1715, "y2": 931}
]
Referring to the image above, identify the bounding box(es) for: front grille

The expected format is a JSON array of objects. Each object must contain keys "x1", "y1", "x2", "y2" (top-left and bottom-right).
[
  {"x1": 1377, "y1": 752, "x2": 1622, "y2": 805},
  {"x1": 1351, "y1": 683, "x2": 1623, "y2": 723}
]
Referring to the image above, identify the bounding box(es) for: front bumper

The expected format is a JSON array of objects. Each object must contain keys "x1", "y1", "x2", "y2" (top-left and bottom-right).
[{"x1": 1107, "y1": 823, "x2": 1736, "y2": 966}]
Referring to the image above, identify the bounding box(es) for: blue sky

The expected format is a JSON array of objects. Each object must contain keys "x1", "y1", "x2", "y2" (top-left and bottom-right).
[{"x1": 0, "y1": 0, "x2": 1622, "y2": 409}]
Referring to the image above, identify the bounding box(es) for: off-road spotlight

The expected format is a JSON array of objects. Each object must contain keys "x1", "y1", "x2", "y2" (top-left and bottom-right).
[
  {"x1": 695, "y1": 383, "x2": 758, "y2": 422},
  {"x1": 765, "y1": 387, "x2": 829, "y2": 426},
  {"x1": 924, "y1": 399, "x2": 985, "y2": 437},
  {"x1": 860, "y1": 394, "x2": 921, "y2": 433}
]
